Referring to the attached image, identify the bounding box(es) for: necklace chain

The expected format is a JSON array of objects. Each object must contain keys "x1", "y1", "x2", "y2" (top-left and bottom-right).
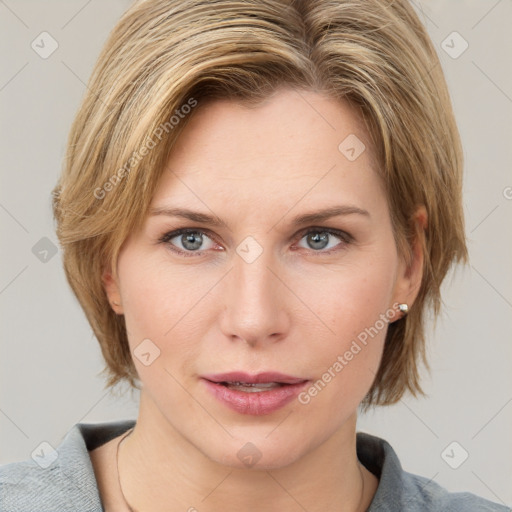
[
  {"x1": 357, "y1": 459, "x2": 366, "y2": 511},
  {"x1": 115, "y1": 428, "x2": 366, "y2": 512},
  {"x1": 116, "y1": 427, "x2": 136, "y2": 512}
]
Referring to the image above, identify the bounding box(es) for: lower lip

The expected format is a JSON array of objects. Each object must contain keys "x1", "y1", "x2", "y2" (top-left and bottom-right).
[{"x1": 202, "y1": 379, "x2": 309, "y2": 415}]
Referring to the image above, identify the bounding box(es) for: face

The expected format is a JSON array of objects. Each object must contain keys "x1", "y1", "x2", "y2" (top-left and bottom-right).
[{"x1": 104, "y1": 87, "x2": 422, "y2": 469}]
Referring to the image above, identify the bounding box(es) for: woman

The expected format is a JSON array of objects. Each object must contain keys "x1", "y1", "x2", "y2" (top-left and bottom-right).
[{"x1": 1, "y1": 0, "x2": 508, "y2": 510}]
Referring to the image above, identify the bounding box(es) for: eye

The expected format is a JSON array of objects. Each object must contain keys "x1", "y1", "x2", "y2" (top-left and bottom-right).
[
  {"x1": 159, "y1": 228, "x2": 219, "y2": 256},
  {"x1": 159, "y1": 227, "x2": 352, "y2": 258},
  {"x1": 295, "y1": 228, "x2": 351, "y2": 253}
]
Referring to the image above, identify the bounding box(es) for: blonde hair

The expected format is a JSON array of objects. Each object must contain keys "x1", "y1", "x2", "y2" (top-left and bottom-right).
[{"x1": 53, "y1": 0, "x2": 467, "y2": 406}]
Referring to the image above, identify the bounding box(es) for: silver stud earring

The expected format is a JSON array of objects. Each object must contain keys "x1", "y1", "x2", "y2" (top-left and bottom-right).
[
  {"x1": 112, "y1": 300, "x2": 120, "y2": 306},
  {"x1": 398, "y1": 303, "x2": 409, "y2": 315}
]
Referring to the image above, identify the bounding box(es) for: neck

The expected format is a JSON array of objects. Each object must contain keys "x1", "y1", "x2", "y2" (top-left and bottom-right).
[{"x1": 117, "y1": 394, "x2": 373, "y2": 512}]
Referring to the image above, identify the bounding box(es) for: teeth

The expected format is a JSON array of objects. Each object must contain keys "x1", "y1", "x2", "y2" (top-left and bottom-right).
[{"x1": 224, "y1": 381, "x2": 283, "y2": 392}]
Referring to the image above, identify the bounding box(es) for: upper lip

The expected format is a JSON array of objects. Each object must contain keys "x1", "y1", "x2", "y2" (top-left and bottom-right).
[{"x1": 202, "y1": 371, "x2": 308, "y2": 385}]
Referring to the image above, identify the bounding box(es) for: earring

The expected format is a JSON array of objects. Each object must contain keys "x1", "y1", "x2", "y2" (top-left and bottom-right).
[
  {"x1": 112, "y1": 300, "x2": 120, "y2": 306},
  {"x1": 398, "y1": 303, "x2": 409, "y2": 315}
]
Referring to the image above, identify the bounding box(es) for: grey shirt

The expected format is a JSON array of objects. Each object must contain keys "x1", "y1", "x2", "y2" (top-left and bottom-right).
[{"x1": 1, "y1": 419, "x2": 509, "y2": 511}]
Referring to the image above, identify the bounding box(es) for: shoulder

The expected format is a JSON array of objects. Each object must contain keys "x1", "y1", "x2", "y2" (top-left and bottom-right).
[
  {"x1": 356, "y1": 432, "x2": 510, "y2": 512},
  {"x1": 0, "y1": 419, "x2": 135, "y2": 512},
  {"x1": 0, "y1": 458, "x2": 88, "y2": 511},
  {"x1": 399, "y1": 470, "x2": 510, "y2": 512}
]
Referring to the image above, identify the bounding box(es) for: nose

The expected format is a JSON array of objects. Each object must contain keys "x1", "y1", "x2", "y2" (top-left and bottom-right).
[{"x1": 219, "y1": 249, "x2": 289, "y2": 347}]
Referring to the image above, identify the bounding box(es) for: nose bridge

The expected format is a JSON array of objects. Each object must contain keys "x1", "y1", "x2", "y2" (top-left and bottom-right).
[
  {"x1": 220, "y1": 245, "x2": 287, "y2": 344},
  {"x1": 234, "y1": 250, "x2": 275, "y2": 304}
]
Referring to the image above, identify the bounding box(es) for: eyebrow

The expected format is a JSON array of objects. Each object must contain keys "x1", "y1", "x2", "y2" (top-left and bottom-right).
[
  {"x1": 149, "y1": 205, "x2": 370, "y2": 229},
  {"x1": 287, "y1": 205, "x2": 370, "y2": 225}
]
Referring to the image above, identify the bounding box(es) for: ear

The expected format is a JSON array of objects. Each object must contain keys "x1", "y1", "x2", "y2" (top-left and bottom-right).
[
  {"x1": 102, "y1": 264, "x2": 124, "y2": 315},
  {"x1": 390, "y1": 205, "x2": 427, "y2": 321}
]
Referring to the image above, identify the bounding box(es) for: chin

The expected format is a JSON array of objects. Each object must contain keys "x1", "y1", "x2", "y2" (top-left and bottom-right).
[{"x1": 204, "y1": 434, "x2": 310, "y2": 471}]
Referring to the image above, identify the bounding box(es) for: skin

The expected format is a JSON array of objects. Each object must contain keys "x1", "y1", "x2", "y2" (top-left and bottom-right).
[{"x1": 95, "y1": 87, "x2": 426, "y2": 512}]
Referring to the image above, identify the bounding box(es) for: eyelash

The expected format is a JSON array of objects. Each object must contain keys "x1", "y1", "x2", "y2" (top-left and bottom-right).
[{"x1": 158, "y1": 227, "x2": 353, "y2": 258}]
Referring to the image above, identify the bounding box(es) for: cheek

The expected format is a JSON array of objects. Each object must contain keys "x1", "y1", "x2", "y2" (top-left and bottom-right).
[
  {"x1": 307, "y1": 249, "x2": 397, "y2": 338},
  {"x1": 118, "y1": 260, "x2": 164, "y2": 339},
  {"x1": 116, "y1": 250, "x2": 215, "y2": 375},
  {"x1": 118, "y1": 248, "x2": 191, "y2": 335},
  {"x1": 297, "y1": 292, "x2": 389, "y2": 424},
  {"x1": 296, "y1": 250, "x2": 397, "y2": 406}
]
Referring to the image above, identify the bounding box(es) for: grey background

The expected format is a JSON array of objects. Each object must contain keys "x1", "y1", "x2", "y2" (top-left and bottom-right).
[{"x1": 1, "y1": 0, "x2": 511, "y2": 506}]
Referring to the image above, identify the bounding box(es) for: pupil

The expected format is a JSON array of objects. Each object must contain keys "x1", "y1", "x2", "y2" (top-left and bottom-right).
[
  {"x1": 182, "y1": 232, "x2": 202, "y2": 251},
  {"x1": 308, "y1": 232, "x2": 328, "y2": 250}
]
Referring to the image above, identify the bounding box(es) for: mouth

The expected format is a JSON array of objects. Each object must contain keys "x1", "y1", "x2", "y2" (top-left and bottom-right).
[
  {"x1": 201, "y1": 371, "x2": 310, "y2": 415},
  {"x1": 216, "y1": 381, "x2": 287, "y2": 392},
  {"x1": 203, "y1": 371, "x2": 307, "y2": 382},
  {"x1": 202, "y1": 371, "x2": 308, "y2": 386}
]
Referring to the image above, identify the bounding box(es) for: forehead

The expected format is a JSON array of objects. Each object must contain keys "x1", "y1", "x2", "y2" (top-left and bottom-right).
[
  {"x1": 151, "y1": 88, "x2": 386, "y2": 222},
  {"x1": 168, "y1": 88, "x2": 377, "y2": 172}
]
